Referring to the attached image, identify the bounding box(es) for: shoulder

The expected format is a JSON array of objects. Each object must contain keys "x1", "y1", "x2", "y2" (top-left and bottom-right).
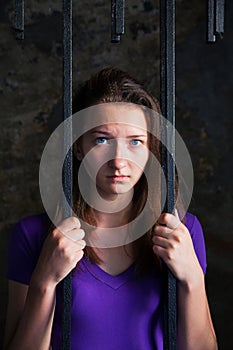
[
  {"x1": 17, "y1": 212, "x2": 49, "y2": 232},
  {"x1": 184, "y1": 212, "x2": 203, "y2": 235},
  {"x1": 7, "y1": 213, "x2": 50, "y2": 285},
  {"x1": 10, "y1": 212, "x2": 49, "y2": 247},
  {"x1": 18, "y1": 212, "x2": 49, "y2": 233}
]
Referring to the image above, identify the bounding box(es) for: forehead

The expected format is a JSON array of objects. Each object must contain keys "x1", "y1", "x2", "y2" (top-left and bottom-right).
[
  {"x1": 84, "y1": 103, "x2": 147, "y2": 131},
  {"x1": 90, "y1": 123, "x2": 147, "y2": 137}
]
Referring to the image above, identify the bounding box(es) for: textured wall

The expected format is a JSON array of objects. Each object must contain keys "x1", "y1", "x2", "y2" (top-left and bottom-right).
[{"x1": 0, "y1": 0, "x2": 232, "y2": 349}]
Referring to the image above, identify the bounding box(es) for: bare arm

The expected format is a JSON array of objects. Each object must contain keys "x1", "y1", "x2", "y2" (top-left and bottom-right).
[
  {"x1": 4, "y1": 216, "x2": 86, "y2": 350},
  {"x1": 177, "y1": 273, "x2": 217, "y2": 350},
  {"x1": 152, "y1": 212, "x2": 217, "y2": 350},
  {"x1": 4, "y1": 280, "x2": 56, "y2": 350}
]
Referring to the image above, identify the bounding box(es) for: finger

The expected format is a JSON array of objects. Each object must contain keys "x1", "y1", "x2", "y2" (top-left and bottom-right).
[
  {"x1": 152, "y1": 235, "x2": 170, "y2": 249},
  {"x1": 58, "y1": 216, "x2": 81, "y2": 233},
  {"x1": 63, "y1": 229, "x2": 85, "y2": 241},
  {"x1": 158, "y1": 212, "x2": 180, "y2": 230},
  {"x1": 152, "y1": 244, "x2": 168, "y2": 261},
  {"x1": 75, "y1": 250, "x2": 84, "y2": 262},
  {"x1": 153, "y1": 224, "x2": 173, "y2": 238},
  {"x1": 75, "y1": 239, "x2": 86, "y2": 249}
]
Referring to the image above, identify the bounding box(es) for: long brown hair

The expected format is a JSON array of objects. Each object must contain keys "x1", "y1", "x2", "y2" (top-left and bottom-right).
[{"x1": 71, "y1": 66, "x2": 162, "y2": 275}]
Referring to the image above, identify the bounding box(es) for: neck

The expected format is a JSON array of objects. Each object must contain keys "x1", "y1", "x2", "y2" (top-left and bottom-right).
[
  {"x1": 92, "y1": 242, "x2": 135, "y2": 276},
  {"x1": 93, "y1": 202, "x2": 132, "y2": 228}
]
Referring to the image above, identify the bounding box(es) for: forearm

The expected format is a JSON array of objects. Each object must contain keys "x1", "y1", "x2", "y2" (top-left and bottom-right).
[
  {"x1": 177, "y1": 274, "x2": 217, "y2": 350},
  {"x1": 6, "y1": 281, "x2": 56, "y2": 350}
]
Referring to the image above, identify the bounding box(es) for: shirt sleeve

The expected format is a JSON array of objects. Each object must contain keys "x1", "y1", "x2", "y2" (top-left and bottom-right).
[
  {"x1": 185, "y1": 213, "x2": 207, "y2": 274},
  {"x1": 7, "y1": 214, "x2": 47, "y2": 285}
]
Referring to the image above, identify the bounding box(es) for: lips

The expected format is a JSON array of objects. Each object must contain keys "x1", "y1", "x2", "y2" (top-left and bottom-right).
[{"x1": 107, "y1": 175, "x2": 130, "y2": 182}]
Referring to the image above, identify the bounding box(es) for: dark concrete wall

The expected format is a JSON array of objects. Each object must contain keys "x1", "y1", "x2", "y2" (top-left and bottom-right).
[{"x1": 0, "y1": 1, "x2": 232, "y2": 349}]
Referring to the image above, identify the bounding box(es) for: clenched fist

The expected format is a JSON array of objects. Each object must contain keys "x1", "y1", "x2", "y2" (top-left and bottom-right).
[{"x1": 31, "y1": 216, "x2": 86, "y2": 288}]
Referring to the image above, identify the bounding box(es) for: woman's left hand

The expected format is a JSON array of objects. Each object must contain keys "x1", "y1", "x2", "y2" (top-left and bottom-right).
[{"x1": 152, "y1": 211, "x2": 203, "y2": 286}]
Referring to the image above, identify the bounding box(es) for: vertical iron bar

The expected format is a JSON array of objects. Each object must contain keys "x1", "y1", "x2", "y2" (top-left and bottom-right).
[
  {"x1": 111, "y1": 0, "x2": 125, "y2": 43},
  {"x1": 160, "y1": 1, "x2": 176, "y2": 349},
  {"x1": 111, "y1": 0, "x2": 120, "y2": 42},
  {"x1": 115, "y1": 0, "x2": 125, "y2": 35},
  {"x1": 208, "y1": 0, "x2": 225, "y2": 42},
  {"x1": 62, "y1": 1, "x2": 73, "y2": 349},
  {"x1": 215, "y1": 0, "x2": 225, "y2": 35},
  {"x1": 208, "y1": 0, "x2": 216, "y2": 42},
  {"x1": 15, "y1": 0, "x2": 24, "y2": 39}
]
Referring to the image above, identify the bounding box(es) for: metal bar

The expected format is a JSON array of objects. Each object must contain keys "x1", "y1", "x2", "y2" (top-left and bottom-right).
[
  {"x1": 111, "y1": 0, "x2": 120, "y2": 42},
  {"x1": 115, "y1": 0, "x2": 125, "y2": 35},
  {"x1": 14, "y1": 0, "x2": 24, "y2": 40},
  {"x1": 208, "y1": 0, "x2": 216, "y2": 42},
  {"x1": 111, "y1": 0, "x2": 125, "y2": 43},
  {"x1": 62, "y1": 0, "x2": 73, "y2": 349},
  {"x1": 215, "y1": 0, "x2": 225, "y2": 35},
  {"x1": 160, "y1": 1, "x2": 176, "y2": 349}
]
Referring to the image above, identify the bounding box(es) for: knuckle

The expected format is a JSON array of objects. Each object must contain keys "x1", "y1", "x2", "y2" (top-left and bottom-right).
[
  {"x1": 77, "y1": 239, "x2": 86, "y2": 249},
  {"x1": 81, "y1": 239, "x2": 86, "y2": 247},
  {"x1": 78, "y1": 229, "x2": 85, "y2": 239},
  {"x1": 152, "y1": 245, "x2": 158, "y2": 253},
  {"x1": 57, "y1": 236, "x2": 67, "y2": 251},
  {"x1": 52, "y1": 227, "x2": 60, "y2": 238},
  {"x1": 175, "y1": 234, "x2": 182, "y2": 243},
  {"x1": 70, "y1": 216, "x2": 77, "y2": 224},
  {"x1": 168, "y1": 241, "x2": 177, "y2": 250},
  {"x1": 163, "y1": 213, "x2": 169, "y2": 221},
  {"x1": 166, "y1": 250, "x2": 173, "y2": 261},
  {"x1": 58, "y1": 242, "x2": 67, "y2": 254},
  {"x1": 70, "y1": 216, "x2": 81, "y2": 227}
]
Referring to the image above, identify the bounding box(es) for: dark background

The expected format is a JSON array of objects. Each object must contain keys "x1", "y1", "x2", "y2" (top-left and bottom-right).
[{"x1": 0, "y1": 1, "x2": 232, "y2": 349}]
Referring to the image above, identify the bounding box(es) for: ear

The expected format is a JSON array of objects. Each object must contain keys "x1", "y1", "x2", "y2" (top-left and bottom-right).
[{"x1": 73, "y1": 142, "x2": 83, "y2": 161}]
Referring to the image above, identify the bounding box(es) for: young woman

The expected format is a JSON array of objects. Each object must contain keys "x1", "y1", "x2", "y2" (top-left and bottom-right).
[{"x1": 4, "y1": 67, "x2": 217, "y2": 349}]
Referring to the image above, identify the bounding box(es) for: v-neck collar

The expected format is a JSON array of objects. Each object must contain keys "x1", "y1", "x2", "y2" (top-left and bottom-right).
[{"x1": 82, "y1": 256, "x2": 136, "y2": 290}]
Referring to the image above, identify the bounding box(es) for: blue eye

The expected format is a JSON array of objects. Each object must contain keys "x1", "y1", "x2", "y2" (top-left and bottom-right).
[
  {"x1": 96, "y1": 137, "x2": 108, "y2": 145},
  {"x1": 130, "y1": 139, "x2": 142, "y2": 146}
]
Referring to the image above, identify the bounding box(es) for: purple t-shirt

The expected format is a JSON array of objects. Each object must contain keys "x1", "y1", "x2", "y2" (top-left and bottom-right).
[{"x1": 7, "y1": 212, "x2": 207, "y2": 350}]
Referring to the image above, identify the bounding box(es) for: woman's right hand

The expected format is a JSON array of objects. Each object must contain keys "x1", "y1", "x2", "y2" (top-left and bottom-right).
[{"x1": 31, "y1": 216, "x2": 86, "y2": 288}]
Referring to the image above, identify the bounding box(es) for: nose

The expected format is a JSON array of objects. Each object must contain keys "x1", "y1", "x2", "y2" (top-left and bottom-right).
[
  {"x1": 107, "y1": 139, "x2": 127, "y2": 170},
  {"x1": 108, "y1": 158, "x2": 127, "y2": 170}
]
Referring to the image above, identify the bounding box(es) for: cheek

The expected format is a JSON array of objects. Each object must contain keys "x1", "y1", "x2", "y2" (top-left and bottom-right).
[
  {"x1": 81, "y1": 149, "x2": 110, "y2": 178},
  {"x1": 132, "y1": 149, "x2": 149, "y2": 171}
]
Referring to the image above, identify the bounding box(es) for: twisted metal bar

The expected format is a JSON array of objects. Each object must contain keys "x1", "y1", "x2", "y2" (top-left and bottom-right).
[
  {"x1": 14, "y1": 0, "x2": 24, "y2": 39},
  {"x1": 62, "y1": 0, "x2": 73, "y2": 349},
  {"x1": 160, "y1": 0, "x2": 176, "y2": 349}
]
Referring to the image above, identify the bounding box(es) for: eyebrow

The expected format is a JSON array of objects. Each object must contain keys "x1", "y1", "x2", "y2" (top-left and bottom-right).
[{"x1": 91, "y1": 131, "x2": 147, "y2": 138}]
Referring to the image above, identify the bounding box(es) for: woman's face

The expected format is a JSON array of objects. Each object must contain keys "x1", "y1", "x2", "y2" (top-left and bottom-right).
[{"x1": 75, "y1": 104, "x2": 149, "y2": 201}]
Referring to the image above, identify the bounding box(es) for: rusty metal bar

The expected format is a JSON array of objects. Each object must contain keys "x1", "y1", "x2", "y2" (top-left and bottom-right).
[
  {"x1": 160, "y1": 0, "x2": 176, "y2": 349},
  {"x1": 62, "y1": 0, "x2": 73, "y2": 349},
  {"x1": 14, "y1": 0, "x2": 24, "y2": 39}
]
